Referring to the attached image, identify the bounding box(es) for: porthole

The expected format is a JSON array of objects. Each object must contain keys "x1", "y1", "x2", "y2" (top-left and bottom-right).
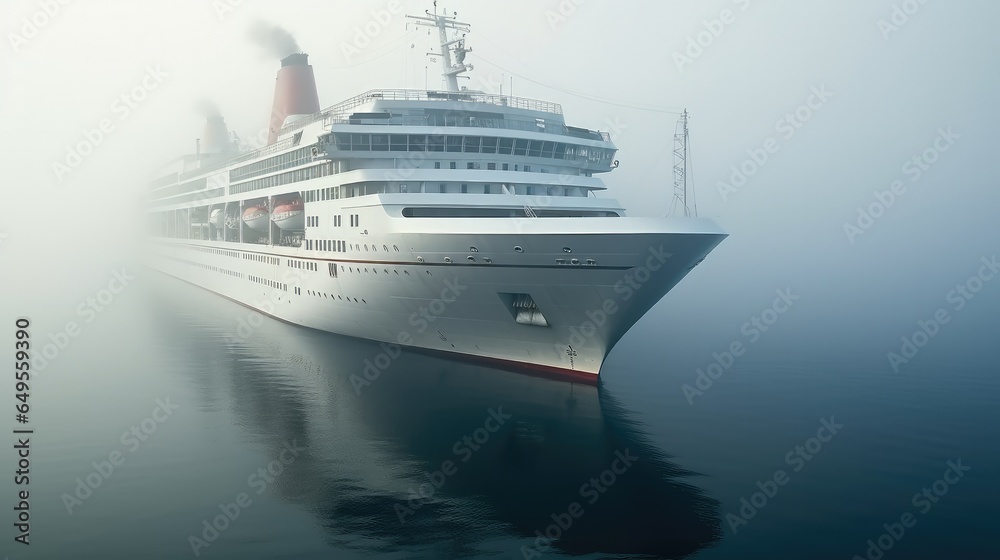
[
  {"x1": 484, "y1": 257, "x2": 492, "y2": 264},
  {"x1": 586, "y1": 259, "x2": 596, "y2": 265},
  {"x1": 571, "y1": 258, "x2": 579, "y2": 265},
  {"x1": 444, "y1": 257, "x2": 452, "y2": 263},
  {"x1": 470, "y1": 246, "x2": 479, "y2": 252},
  {"x1": 563, "y1": 247, "x2": 572, "y2": 253},
  {"x1": 417, "y1": 256, "x2": 425, "y2": 263},
  {"x1": 467, "y1": 256, "x2": 475, "y2": 262},
  {"x1": 514, "y1": 246, "x2": 523, "y2": 253}
]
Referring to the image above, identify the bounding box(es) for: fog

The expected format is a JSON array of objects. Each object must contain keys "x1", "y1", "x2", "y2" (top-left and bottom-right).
[{"x1": 1, "y1": 0, "x2": 997, "y2": 374}]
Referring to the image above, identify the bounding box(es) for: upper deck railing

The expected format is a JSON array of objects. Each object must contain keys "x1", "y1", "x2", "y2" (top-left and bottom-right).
[{"x1": 278, "y1": 89, "x2": 564, "y2": 136}]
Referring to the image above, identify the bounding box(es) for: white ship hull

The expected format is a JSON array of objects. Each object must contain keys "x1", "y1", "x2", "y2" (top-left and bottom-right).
[
  {"x1": 148, "y1": 210, "x2": 724, "y2": 382},
  {"x1": 147, "y1": 14, "x2": 727, "y2": 382}
]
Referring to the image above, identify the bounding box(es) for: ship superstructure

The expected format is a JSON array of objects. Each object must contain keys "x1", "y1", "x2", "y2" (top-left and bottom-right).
[{"x1": 146, "y1": 7, "x2": 727, "y2": 382}]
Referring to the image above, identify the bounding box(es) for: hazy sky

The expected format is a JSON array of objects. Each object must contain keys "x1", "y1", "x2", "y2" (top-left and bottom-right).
[{"x1": 2, "y1": 0, "x2": 997, "y2": 369}]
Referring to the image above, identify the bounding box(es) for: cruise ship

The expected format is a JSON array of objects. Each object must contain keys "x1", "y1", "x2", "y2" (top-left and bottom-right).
[{"x1": 146, "y1": 7, "x2": 727, "y2": 383}]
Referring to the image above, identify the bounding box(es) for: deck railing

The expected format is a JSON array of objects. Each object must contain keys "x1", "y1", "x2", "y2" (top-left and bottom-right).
[{"x1": 279, "y1": 89, "x2": 564, "y2": 136}]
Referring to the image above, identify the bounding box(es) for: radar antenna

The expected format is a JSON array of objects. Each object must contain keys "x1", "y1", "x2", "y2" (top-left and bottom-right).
[{"x1": 406, "y1": 1, "x2": 473, "y2": 92}]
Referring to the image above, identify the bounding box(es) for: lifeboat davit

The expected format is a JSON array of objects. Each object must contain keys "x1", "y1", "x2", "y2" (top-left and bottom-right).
[
  {"x1": 209, "y1": 208, "x2": 225, "y2": 229},
  {"x1": 242, "y1": 205, "x2": 270, "y2": 232},
  {"x1": 271, "y1": 199, "x2": 304, "y2": 230}
]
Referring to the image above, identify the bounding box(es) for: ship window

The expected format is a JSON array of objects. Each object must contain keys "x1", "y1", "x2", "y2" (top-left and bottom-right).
[
  {"x1": 482, "y1": 137, "x2": 498, "y2": 154},
  {"x1": 461, "y1": 184, "x2": 468, "y2": 194},
  {"x1": 502, "y1": 163, "x2": 509, "y2": 171},
  {"x1": 390, "y1": 134, "x2": 407, "y2": 151},
  {"x1": 446, "y1": 137, "x2": 462, "y2": 153},
  {"x1": 449, "y1": 161, "x2": 457, "y2": 169},
  {"x1": 463, "y1": 136, "x2": 481, "y2": 153},
  {"x1": 513, "y1": 138, "x2": 529, "y2": 156},
  {"x1": 498, "y1": 138, "x2": 514, "y2": 154},
  {"x1": 553, "y1": 143, "x2": 567, "y2": 160},
  {"x1": 371, "y1": 134, "x2": 388, "y2": 151},
  {"x1": 484, "y1": 184, "x2": 491, "y2": 194},
  {"x1": 524, "y1": 165, "x2": 531, "y2": 173},
  {"x1": 351, "y1": 134, "x2": 370, "y2": 150},
  {"x1": 435, "y1": 162, "x2": 441, "y2": 169},
  {"x1": 541, "y1": 141, "x2": 555, "y2": 158},
  {"x1": 528, "y1": 140, "x2": 542, "y2": 157}
]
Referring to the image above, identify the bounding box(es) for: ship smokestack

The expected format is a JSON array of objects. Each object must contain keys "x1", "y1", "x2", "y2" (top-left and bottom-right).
[
  {"x1": 201, "y1": 115, "x2": 234, "y2": 154},
  {"x1": 267, "y1": 52, "x2": 320, "y2": 145}
]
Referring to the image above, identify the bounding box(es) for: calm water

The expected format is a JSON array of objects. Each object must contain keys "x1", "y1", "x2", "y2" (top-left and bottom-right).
[{"x1": 7, "y1": 270, "x2": 998, "y2": 560}]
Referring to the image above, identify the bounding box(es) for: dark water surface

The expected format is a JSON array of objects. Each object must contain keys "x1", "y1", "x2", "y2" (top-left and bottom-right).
[{"x1": 7, "y1": 271, "x2": 997, "y2": 560}]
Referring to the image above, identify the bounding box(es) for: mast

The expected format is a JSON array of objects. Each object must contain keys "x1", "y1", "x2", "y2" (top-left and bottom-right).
[
  {"x1": 406, "y1": 1, "x2": 473, "y2": 92},
  {"x1": 670, "y1": 109, "x2": 697, "y2": 217}
]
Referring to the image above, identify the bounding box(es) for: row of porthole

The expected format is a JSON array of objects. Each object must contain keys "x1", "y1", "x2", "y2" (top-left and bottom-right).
[
  {"x1": 415, "y1": 246, "x2": 588, "y2": 265},
  {"x1": 352, "y1": 243, "x2": 400, "y2": 253},
  {"x1": 307, "y1": 289, "x2": 366, "y2": 305},
  {"x1": 342, "y1": 265, "x2": 433, "y2": 277}
]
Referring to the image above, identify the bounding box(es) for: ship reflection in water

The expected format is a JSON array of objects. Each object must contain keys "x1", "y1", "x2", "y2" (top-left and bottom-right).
[{"x1": 152, "y1": 276, "x2": 722, "y2": 558}]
